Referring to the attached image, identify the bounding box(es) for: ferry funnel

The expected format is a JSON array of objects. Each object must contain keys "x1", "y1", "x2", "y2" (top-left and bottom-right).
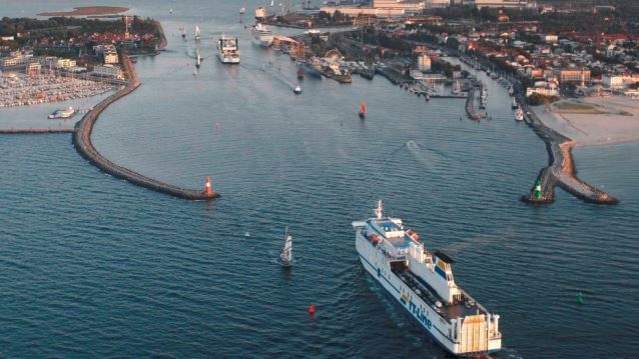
[{"x1": 205, "y1": 176, "x2": 213, "y2": 195}]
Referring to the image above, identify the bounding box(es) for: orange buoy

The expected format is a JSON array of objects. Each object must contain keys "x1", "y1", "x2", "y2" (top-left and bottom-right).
[
  {"x1": 204, "y1": 176, "x2": 213, "y2": 195},
  {"x1": 308, "y1": 303, "x2": 316, "y2": 315}
]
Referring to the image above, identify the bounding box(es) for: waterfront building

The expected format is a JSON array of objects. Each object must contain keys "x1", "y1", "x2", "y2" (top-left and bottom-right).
[
  {"x1": 472, "y1": 0, "x2": 535, "y2": 9},
  {"x1": 417, "y1": 54, "x2": 432, "y2": 72},
  {"x1": 92, "y1": 64, "x2": 124, "y2": 80},
  {"x1": 602, "y1": 75, "x2": 624, "y2": 89},
  {"x1": 526, "y1": 86, "x2": 558, "y2": 97},
  {"x1": 93, "y1": 44, "x2": 119, "y2": 65},
  {"x1": 424, "y1": 0, "x2": 450, "y2": 8},
  {"x1": 320, "y1": 0, "x2": 426, "y2": 17},
  {"x1": 557, "y1": 68, "x2": 591, "y2": 86}
]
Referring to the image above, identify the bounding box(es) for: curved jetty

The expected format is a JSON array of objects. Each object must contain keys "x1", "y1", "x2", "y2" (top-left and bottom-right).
[
  {"x1": 0, "y1": 128, "x2": 75, "y2": 134},
  {"x1": 72, "y1": 55, "x2": 220, "y2": 201},
  {"x1": 520, "y1": 105, "x2": 618, "y2": 205}
]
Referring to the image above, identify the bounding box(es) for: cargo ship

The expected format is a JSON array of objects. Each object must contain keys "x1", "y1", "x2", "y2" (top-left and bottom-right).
[{"x1": 352, "y1": 201, "x2": 502, "y2": 357}]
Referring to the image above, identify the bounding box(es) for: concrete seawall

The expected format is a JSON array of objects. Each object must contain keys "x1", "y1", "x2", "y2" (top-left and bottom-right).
[
  {"x1": 72, "y1": 55, "x2": 220, "y2": 201},
  {"x1": 520, "y1": 106, "x2": 618, "y2": 205}
]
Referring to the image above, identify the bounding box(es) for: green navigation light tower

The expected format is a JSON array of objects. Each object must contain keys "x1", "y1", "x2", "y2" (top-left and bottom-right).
[{"x1": 534, "y1": 179, "x2": 542, "y2": 199}]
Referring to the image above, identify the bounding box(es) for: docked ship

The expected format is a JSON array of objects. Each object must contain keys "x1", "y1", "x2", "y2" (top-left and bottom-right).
[
  {"x1": 511, "y1": 98, "x2": 518, "y2": 109},
  {"x1": 48, "y1": 107, "x2": 76, "y2": 119},
  {"x1": 252, "y1": 23, "x2": 274, "y2": 47},
  {"x1": 298, "y1": 58, "x2": 323, "y2": 79},
  {"x1": 217, "y1": 35, "x2": 240, "y2": 64},
  {"x1": 352, "y1": 201, "x2": 502, "y2": 357},
  {"x1": 514, "y1": 107, "x2": 525, "y2": 121}
]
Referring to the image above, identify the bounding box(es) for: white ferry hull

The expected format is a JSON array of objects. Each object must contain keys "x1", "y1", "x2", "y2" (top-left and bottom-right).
[
  {"x1": 252, "y1": 37, "x2": 273, "y2": 48},
  {"x1": 217, "y1": 54, "x2": 240, "y2": 64},
  {"x1": 356, "y1": 233, "x2": 501, "y2": 357}
]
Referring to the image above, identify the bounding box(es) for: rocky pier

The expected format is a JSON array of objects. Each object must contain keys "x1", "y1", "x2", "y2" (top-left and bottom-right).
[{"x1": 72, "y1": 55, "x2": 220, "y2": 201}]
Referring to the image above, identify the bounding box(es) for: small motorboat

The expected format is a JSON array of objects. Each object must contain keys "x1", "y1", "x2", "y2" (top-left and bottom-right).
[{"x1": 293, "y1": 85, "x2": 302, "y2": 94}]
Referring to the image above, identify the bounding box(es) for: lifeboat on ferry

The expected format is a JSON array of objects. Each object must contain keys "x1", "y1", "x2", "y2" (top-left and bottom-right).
[
  {"x1": 405, "y1": 229, "x2": 419, "y2": 241},
  {"x1": 369, "y1": 234, "x2": 381, "y2": 245}
]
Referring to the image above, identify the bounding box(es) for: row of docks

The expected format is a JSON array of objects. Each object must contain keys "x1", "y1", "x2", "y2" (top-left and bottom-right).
[{"x1": 0, "y1": 72, "x2": 116, "y2": 109}]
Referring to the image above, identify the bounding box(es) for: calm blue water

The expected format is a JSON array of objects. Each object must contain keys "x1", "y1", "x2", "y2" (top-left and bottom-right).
[{"x1": 2, "y1": 2, "x2": 638, "y2": 358}]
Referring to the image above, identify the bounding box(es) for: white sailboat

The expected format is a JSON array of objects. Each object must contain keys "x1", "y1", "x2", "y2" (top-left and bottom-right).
[
  {"x1": 279, "y1": 227, "x2": 293, "y2": 267},
  {"x1": 194, "y1": 25, "x2": 201, "y2": 41},
  {"x1": 195, "y1": 48, "x2": 202, "y2": 68}
]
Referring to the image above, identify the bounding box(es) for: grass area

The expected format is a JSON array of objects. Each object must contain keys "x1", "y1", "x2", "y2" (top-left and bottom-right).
[
  {"x1": 552, "y1": 101, "x2": 608, "y2": 114},
  {"x1": 553, "y1": 101, "x2": 595, "y2": 110}
]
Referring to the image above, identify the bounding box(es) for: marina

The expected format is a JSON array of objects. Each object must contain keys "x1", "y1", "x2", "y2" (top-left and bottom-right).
[{"x1": 0, "y1": 72, "x2": 116, "y2": 109}]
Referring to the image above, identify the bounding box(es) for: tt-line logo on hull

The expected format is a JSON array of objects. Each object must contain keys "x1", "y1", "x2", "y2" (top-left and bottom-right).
[{"x1": 401, "y1": 295, "x2": 433, "y2": 329}]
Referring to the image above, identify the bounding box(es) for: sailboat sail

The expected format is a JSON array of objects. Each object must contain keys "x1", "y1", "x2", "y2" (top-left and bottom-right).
[
  {"x1": 279, "y1": 227, "x2": 293, "y2": 267},
  {"x1": 195, "y1": 25, "x2": 201, "y2": 40}
]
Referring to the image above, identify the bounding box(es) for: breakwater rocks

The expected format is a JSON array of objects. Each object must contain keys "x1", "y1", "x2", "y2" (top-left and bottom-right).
[
  {"x1": 520, "y1": 107, "x2": 618, "y2": 205},
  {"x1": 0, "y1": 128, "x2": 75, "y2": 134},
  {"x1": 72, "y1": 56, "x2": 220, "y2": 201}
]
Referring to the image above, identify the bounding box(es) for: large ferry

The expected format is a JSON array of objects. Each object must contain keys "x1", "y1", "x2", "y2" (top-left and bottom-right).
[
  {"x1": 252, "y1": 23, "x2": 273, "y2": 47},
  {"x1": 216, "y1": 35, "x2": 240, "y2": 64},
  {"x1": 352, "y1": 201, "x2": 502, "y2": 357}
]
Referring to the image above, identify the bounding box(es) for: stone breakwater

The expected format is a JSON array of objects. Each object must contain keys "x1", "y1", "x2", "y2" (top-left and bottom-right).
[
  {"x1": 520, "y1": 106, "x2": 618, "y2": 205},
  {"x1": 0, "y1": 128, "x2": 75, "y2": 134},
  {"x1": 72, "y1": 55, "x2": 220, "y2": 201}
]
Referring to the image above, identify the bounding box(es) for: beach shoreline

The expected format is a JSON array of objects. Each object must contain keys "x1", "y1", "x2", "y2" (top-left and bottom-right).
[
  {"x1": 529, "y1": 96, "x2": 639, "y2": 148},
  {"x1": 38, "y1": 6, "x2": 129, "y2": 17}
]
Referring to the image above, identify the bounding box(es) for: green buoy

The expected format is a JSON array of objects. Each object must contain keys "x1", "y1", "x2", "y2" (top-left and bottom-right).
[{"x1": 577, "y1": 292, "x2": 584, "y2": 304}]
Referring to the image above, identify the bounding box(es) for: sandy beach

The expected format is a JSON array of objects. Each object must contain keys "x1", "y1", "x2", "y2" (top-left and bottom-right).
[
  {"x1": 38, "y1": 6, "x2": 129, "y2": 17},
  {"x1": 530, "y1": 96, "x2": 639, "y2": 147}
]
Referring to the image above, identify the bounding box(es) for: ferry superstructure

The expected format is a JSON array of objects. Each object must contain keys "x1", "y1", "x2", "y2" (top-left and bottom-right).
[
  {"x1": 252, "y1": 23, "x2": 273, "y2": 47},
  {"x1": 217, "y1": 35, "x2": 240, "y2": 64},
  {"x1": 352, "y1": 201, "x2": 502, "y2": 357}
]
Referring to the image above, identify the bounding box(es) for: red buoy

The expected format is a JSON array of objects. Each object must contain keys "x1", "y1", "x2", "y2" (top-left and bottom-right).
[{"x1": 308, "y1": 303, "x2": 316, "y2": 315}]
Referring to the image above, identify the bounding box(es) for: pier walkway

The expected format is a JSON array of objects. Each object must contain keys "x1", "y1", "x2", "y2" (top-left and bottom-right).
[{"x1": 72, "y1": 55, "x2": 220, "y2": 201}]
